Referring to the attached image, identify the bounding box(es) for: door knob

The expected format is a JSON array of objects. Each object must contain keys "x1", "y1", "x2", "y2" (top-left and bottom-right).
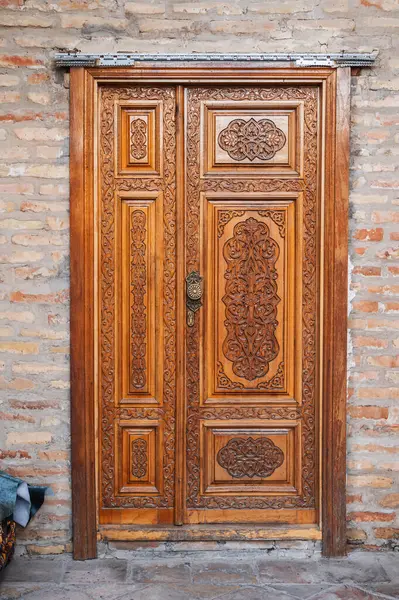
[{"x1": 186, "y1": 271, "x2": 203, "y2": 327}]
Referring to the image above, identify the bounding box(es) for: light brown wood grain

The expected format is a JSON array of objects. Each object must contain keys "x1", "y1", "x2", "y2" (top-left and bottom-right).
[{"x1": 99, "y1": 523, "x2": 322, "y2": 541}]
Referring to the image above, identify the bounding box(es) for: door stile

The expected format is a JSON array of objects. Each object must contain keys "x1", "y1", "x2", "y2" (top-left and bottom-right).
[{"x1": 175, "y1": 84, "x2": 186, "y2": 525}]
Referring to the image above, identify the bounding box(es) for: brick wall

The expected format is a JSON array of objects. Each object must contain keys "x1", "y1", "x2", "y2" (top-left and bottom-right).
[{"x1": 0, "y1": 0, "x2": 398, "y2": 555}]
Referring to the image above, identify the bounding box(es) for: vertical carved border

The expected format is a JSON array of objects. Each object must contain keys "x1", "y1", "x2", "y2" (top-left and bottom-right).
[
  {"x1": 99, "y1": 86, "x2": 176, "y2": 508},
  {"x1": 186, "y1": 86, "x2": 318, "y2": 509}
]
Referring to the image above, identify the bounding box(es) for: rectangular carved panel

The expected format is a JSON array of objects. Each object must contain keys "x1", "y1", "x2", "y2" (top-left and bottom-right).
[
  {"x1": 202, "y1": 195, "x2": 298, "y2": 404},
  {"x1": 201, "y1": 420, "x2": 300, "y2": 496},
  {"x1": 203, "y1": 102, "x2": 303, "y2": 177},
  {"x1": 116, "y1": 421, "x2": 163, "y2": 495},
  {"x1": 118, "y1": 194, "x2": 164, "y2": 405},
  {"x1": 116, "y1": 101, "x2": 162, "y2": 177}
]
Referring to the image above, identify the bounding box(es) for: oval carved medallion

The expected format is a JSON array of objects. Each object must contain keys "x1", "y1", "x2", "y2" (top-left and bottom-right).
[{"x1": 217, "y1": 436, "x2": 284, "y2": 479}]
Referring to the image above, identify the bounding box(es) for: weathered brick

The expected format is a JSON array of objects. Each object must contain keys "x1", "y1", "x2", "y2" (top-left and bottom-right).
[
  {"x1": 14, "y1": 127, "x2": 68, "y2": 141},
  {"x1": 348, "y1": 512, "x2": 396, "y2": 522},
  {"x1": 0, "y1": 14, "x2": 54, "y2": 27},
  {"x1": 0, "y1": 310, "x2": 35, "y2": 323},
  {"x1": 367, "y1": 355, "x2": 399, "y2": 367},
  {"x1": 352, "y1": 300, "x2": 379, "y2": 312},
  {"x1": 7, "y1": 431, "x2": 52, "y2": 444},
  {"x1": 12, "y1": 362, "x2": 68, "y2": 374},
  {"x1": 0, "y1": 341, "x2": 39, "y2": 354},
  {"x1": 173, "y1": 1, "x2": 243, "y2": 15},
  {"x1": 349, "y1": 406, "x2": 389, "y2": 420},
  {"x1": 348, "y1": 475, "x2": 393, "y2": 488},
  {"x1": 0, "y1": 250, "x2": 44, "y2": 263},
  {"x1": 126, "y1": 1, "x2": 165, "y2": 14},
  {"x1": 0, "y1": 74, "x2": 19, "y2": 87},
  {"x1": 28, "y1": 91, "x2": 51, "y2": 105},
  {"x1": 352, "y1": 266, "x2": 381, "y2": 276},
  {"x1": 0, "y1": 55, "x2": 44, "y2": 67},
  {"x1": 374, "y1": 528, "x2": 399, "y2": 539},
  {"x1": 380, "y1": 494, "x2": 399, "y2": 508},
  {"x1": 353, "y1": 228, "x2": 384, "y2": 241},
  {"x1": 10, "y1": 289, "x2": 69, "y2": 304}
]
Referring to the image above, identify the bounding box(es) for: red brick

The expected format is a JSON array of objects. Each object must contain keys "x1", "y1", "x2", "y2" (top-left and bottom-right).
[
  {"x1": 0, "y1": 450, "x2": 31, "y2": 459},
  {"x1": 28, "y1": 73, "x2": 50, "y2": 85},
  {"x1": 374, "y1": 528, "x2": 399, "y2": 539},
  {"x1": 352, "y1": 336, "x2": 388, "y2": 348},
  {"x1": 348, "y1": 511, "x2": 395, "y2": 522},
  {"x1": 352, "y1": 301, "x2": 379, "y2": 313},
  {"x1": 352, "y1": 266, "x2": 381, "y2": 276},
  {"x1": 353, "y1": 228, "x2": 384, "y2": 241},
  {"x1": 0, "y1": 55, "x2": 44, "y2": 67},
  {"x1": 372, "y1": 211, "x2": 399, "y2": 224},
  {"x1": 0, "y1": 411, "x2": 35, "y2": 423},
  {"x1": 367, "y1": 355, "x2": 399, "y2": 368},
  {"x1": 380, "y1": 494, "x2": 399, "y2": 508},
  {"x1": 10, "y1": 399, "x2": 60, "y2": 410},
  {"x1": 349, "y1": 406, "x2": 389, "y2": 420},
  {"x1": 347, "y1": 494, "x2": 363, "y2": 504},
  {"x1": 10, "y1": 289, "x2": 69, "y2": 304}
]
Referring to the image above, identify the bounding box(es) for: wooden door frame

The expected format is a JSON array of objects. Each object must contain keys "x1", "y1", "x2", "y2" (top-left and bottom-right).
[{"x1": 69, "y1": 65, "x2": 350, "y2": 560}]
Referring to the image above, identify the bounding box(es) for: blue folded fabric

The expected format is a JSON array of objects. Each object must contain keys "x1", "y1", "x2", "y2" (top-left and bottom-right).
[{"x1": 0, "y1": 471, "x2": 49, "y2": 526}]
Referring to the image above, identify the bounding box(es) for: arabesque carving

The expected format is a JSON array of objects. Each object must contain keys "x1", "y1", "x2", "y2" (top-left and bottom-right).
[
  {"x1": 218, "y1": 118, "x2": 286, "y2": 161},
  {"x1": 222, "y1": 217, "x2": 280, "y2": 381},
  {"x1": 217, "y1": 436, "x2": 284, "y2": 478},
  {"x1": 130, "y1": 118, "x2": 147, "y2": 161},
  {"x1": 131, "y1": 438, "x2": 148, "y2": 478},
  {"x1": 130, "y1": 209, "x2": 147, "y2": 390}
]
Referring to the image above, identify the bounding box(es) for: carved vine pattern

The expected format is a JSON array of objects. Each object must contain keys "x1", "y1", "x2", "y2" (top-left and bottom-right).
[
  {"x1": 131, "y1": 438, "x2": 148, "y2": 478},
  {"x1": 216, "y1": 360, "x2": 285, "y2": 391},
  {"x1": 186, "y1": 86, "x2": 318, "y2": 509},
  {"x1": 100, "y1": 86, "x2": 176, "y2": 508},
  {"x1": 217, "y1": 210, "x2": 245, "y2": 238},
  {"x1": 217, "y1": 437, "x2": 284, "y2": 479},
  {"x1": 258, "y1": 210, "x2": 286, "y2": 238},
  {"x1": 222, "y1": 217, "x2": 280, "y2": 381},
  {"x1": 218, "y1": 118, "x2": 286, "y2": 161},
  {"x1": 130, "y1": 210, "x2": 147, "y2": 390},
  {"x1": 130, "y1": 117, "x2": 147, "y2": 161}
]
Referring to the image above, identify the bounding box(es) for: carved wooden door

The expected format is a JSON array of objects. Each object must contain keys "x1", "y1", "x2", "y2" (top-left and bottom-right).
[{"x1": 98, "y1": 82, "x2": 319, "y2": 529}]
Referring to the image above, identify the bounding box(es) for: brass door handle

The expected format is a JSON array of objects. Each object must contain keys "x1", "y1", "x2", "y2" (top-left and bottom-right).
[{"x1": 186, "y1": 271, "x2": 203, "y2": 327}]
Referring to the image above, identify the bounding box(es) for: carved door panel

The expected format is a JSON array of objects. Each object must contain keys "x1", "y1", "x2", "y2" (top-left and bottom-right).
[
  {"x1": 184, "y1": 87, "x2": 319, "y2": 525},
  {"x1": 98, "y1": 82, "x2": 320, "y2": 529},
  {"x1": 98, "y1": 85, "x2": 177, "y2": 525}
]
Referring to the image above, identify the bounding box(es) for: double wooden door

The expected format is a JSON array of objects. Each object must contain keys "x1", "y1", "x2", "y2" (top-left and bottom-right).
[{"x1": 97, "y1": 82, "x2": 321, "y2": 528}]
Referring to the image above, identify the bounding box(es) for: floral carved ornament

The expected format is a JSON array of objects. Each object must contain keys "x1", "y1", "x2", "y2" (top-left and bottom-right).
[{"x1": 218, "y1": 117, "x2": 286, "y2": 162}]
